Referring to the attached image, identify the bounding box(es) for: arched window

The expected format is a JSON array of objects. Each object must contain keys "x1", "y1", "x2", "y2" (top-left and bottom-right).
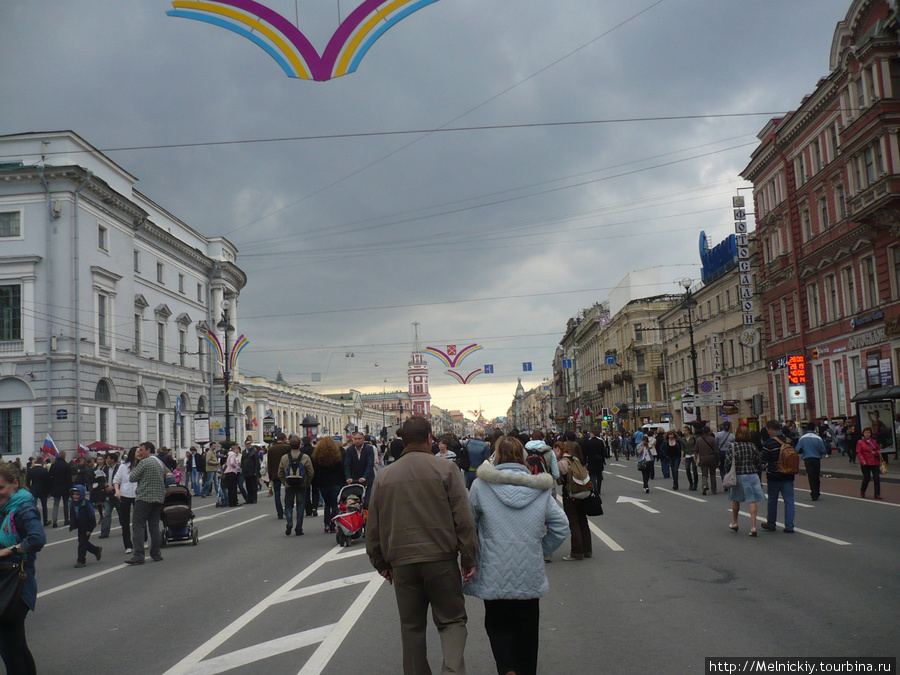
[
  {"x1": 95, "y1": 380, "x2": 111, "y2": 402},
  {"x1": 156, "y1": 391, "x2": 168, "y2": 410},
  {"x1": 137, "y1": 388, "x2": 146, "y2": 408}
]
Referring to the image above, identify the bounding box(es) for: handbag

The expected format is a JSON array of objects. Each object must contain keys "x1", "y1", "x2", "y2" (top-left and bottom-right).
[
  {"x1": 723, "y1": 462, "x2": 737, "y2": 489},
  {"x1": 579, "y1": 489, "x2": 603, "y2": 516},
  {"x1": 881, "y1": 461, "x2": 889, "y2": 475},
  {"x1": 0, "y1": 558, "x2": 26, "y2": 621}
]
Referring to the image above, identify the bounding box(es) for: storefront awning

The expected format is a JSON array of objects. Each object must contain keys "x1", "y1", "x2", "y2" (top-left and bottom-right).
[{"x1": 850, "y1": 385, "x2": 900, "y2": 403}]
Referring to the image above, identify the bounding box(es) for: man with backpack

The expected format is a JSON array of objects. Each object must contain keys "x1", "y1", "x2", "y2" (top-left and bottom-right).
[
  {"x1": 277, "y1": 437, "x2": 314, "y2": 536},
  {"x1": 760, "y1": 419, "x2": 798, "y2": 533}
]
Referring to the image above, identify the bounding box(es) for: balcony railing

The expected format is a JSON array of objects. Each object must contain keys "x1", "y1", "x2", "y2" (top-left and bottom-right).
[{"x1": 0, "y1": 340, "x2": 24, "y2": 355}]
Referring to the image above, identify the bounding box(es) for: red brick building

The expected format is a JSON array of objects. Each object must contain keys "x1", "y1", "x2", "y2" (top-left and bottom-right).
[{"x1": 741, "y1": 0, "x2": 900, "y2": 424}]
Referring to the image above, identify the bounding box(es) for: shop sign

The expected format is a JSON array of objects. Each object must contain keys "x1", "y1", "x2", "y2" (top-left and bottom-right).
[
  {"x1": 847, "y1": 327, "x2": 885, "y2": 351},
  {"x1": 849, "y1": 311, "x2": 884, "y2": 330}
]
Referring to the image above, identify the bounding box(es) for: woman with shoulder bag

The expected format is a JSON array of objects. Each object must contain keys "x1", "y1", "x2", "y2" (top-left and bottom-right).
[
  {"x1": 725, "y1": 424, "x2": 766, "y2": 536},
  {"x1": 558, "y1": 442, "x2": 592, "y2": 561},
  {"x1": 637, "y1": 436, "x2": 653, "y2": 494},
  {"x1": 0, "y1": 462, "x2": 46, "y2": 675}
]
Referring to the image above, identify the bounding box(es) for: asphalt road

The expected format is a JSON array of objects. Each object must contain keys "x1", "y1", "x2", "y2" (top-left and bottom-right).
[{"x1": 25, "y1": 463, "x2": 900, "y2": 674}]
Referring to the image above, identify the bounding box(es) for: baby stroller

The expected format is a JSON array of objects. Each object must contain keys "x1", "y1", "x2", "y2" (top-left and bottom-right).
[
  {"x1": 160, "y1": 485, "x2": 198, "y2": 547},
  {"x1": 332, "y1": 484, "x2": 366, "y2": 547}
]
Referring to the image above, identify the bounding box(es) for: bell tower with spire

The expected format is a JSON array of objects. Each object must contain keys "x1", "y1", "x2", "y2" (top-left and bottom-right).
[{"x1": 408, "y1": 321, "x2": 431, "y2": 418}]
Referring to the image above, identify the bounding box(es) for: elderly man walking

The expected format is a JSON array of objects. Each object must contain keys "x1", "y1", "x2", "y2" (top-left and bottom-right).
[
  {"x1": 125, "y1": 444, "x2": 168, "y2": 564},
  {"x1": 366, "y1": 417, "x2": 478, "y2": 675}
]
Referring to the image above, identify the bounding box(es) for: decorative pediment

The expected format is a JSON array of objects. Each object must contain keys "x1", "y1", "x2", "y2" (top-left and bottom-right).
[
  {"x1": 134, "y1": 294, "x2": 149, "y2": 310},
  {"x1": 175, "y1": 312, "x2": 193, "y2": 327},
  {"x1": 154, "y1": 304, "x2": 172, "y2": 320}
]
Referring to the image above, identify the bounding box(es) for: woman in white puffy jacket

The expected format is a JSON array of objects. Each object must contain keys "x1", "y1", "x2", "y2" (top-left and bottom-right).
[{"x1": 464, "y1": 435, "x2": 569, "y2": 675}]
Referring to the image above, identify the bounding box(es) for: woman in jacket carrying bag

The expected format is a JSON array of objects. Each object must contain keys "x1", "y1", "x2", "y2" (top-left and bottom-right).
[
  {"x1": 465, "y1": 436, "x2": 568, "y2": 675},
  {"x1": 695, "y1": 427, "x2": 719, "y2": 495}
]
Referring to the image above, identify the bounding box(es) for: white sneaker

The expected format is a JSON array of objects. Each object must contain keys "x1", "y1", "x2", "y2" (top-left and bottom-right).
[{"x1": 125, "y1": 548, "x2": 133, "y2": 554}]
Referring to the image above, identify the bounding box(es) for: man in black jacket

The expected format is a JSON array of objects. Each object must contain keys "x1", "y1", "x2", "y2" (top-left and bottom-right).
[
  {"x1": 48, "y1": 451, "x2": 72, "y2": 527},
  {"x1": 344, "y1": 432, "x2": 375, "y2": 507},
  {"x1": 26, "y1": 456, "x2": 51, "y2": 525},
  {"x1": 583, "y1": 429, "x2": 607, "y2": 493}
]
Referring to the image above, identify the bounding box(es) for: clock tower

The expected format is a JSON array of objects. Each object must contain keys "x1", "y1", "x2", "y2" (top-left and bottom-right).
[{"x1": 408, "y1": 322, "x2": 431, "y2": 418}]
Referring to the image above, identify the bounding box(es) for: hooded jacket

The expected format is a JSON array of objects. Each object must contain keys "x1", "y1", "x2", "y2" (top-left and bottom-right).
[
  {"x1": 68, "y1": 484, "x2": 96, "y2": 534},
  {"x1": 464, "y1": 462, "x2": 568, "y2": 600},
  {"x1": 524, "y1": 440, "x2": 559, "y2": 480}
]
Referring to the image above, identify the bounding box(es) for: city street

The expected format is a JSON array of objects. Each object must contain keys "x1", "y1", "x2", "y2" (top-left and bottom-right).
[{"x1": 28, "y1": 463, "x2": 900, "y2": 674}]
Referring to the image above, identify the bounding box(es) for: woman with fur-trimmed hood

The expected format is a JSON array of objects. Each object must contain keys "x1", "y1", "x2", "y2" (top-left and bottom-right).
[{"x1": 464, "y1": 435, "x2": 568, "y2": 675}]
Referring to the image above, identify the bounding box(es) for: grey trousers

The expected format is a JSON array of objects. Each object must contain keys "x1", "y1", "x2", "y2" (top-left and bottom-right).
[
  {"x1": 392, "y1": 559, "x2": 468, "y2": 675},
  {"x1": 394, "y1": 559, "x2": 468, "y2": 675}
]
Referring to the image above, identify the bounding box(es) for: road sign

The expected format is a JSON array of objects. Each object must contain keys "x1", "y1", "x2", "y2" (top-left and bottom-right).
[
  {"x1": 523, "y1": 362, "x2": 532, "y2": 372},
  {"x1": 695, "y1": 392, "x2": 724, "y2": 406},
  {"x1": 700, "y1": 380, "x2": 713, "y2": 393},
  {"x1": 605, "y1": 355, "x2": 616, "y2": 365},
  {"x1": 611, "y1": 405, "x2": 620, "y2": 415},
  {"x1": 484, "y1": 364, "x2": 494, "y2": 374},
  {"x1": 562, "y1": 359, "x2": 572, "y2": 369}
]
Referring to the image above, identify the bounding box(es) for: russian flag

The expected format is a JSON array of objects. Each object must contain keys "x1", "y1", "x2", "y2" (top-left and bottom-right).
[
  {"x1": 42, "y1": 434, "x2": 59, "y2": 459},
  {"x1": 77, "y1": 444, "x2": 90, "y2": 458}
]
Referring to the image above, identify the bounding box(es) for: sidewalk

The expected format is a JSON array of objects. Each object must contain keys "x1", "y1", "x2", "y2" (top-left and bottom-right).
[{"x1": 814, "y1": 453, "x2": 900, "y2": 485}]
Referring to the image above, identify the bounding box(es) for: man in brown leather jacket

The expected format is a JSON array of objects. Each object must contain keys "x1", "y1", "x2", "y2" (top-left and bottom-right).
[{"x1": 366, "y1": 417, "x2": 478, "y2": 674}]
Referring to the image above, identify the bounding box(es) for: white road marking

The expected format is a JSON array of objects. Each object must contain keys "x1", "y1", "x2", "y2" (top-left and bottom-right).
[
  {"x1": 186, "y1": 624, "x2": 336, "y2": 675},
  {"x1": 272, "y1": 572, "x2": 377, "y2": 605},
  {"x1": 554, "y1": 495, "x2": 624, "y2": 551},
  {"x1": 616, "y1": 496, "x2": 660, "y2": 513},
  {"x1": 38, "y1": 514, "x2": 268, "y2": 599},
  {"x1": 615, "y1": 474, "x2": 645, "y2": 485},
  {"x1": 733, "y1": 510, "x2": 851, "y2": 546},
  {"x1": 298, "y1": 576, "x2": 383, "y2": 675},
  {"x1": 163, "y1": 544, "x2": 362, "y2": 675},
  {"x1": 653, "y1": 486, "x2": 707, "y2": 503}
]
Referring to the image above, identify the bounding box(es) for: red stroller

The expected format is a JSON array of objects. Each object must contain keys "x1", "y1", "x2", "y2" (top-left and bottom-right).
[{"x1": 332, "y1": 484, "x2": 366, "y2": 547}]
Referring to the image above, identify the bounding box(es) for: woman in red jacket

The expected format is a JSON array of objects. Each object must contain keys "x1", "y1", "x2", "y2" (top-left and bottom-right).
[{"x1": 856, "y1": 427, "x2": 883, "y2": 500}]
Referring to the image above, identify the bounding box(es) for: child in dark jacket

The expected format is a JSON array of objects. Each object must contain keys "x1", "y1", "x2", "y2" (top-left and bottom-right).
[{"x1": 69, "y1": 484, "x2": 102, "y2": 568}]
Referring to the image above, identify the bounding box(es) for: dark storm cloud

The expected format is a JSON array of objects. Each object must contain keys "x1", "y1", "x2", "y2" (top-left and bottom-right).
[{"x1": 1, "y1": 0, "x2": 852, "y2": 414}]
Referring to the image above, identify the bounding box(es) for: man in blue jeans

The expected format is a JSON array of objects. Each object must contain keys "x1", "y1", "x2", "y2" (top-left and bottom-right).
[
  {"x1": 201, "y1": 443, "x2": 219, "y2": 498},
  {"x1": 760, "y1": 419, "x2": 796, "y2": 533}
]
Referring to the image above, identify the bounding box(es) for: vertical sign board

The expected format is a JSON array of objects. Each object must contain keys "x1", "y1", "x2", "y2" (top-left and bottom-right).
[
  {"x1": 193, "y1": 415, "x2": 210, "y2": 444},
  {"x1": 734, "y1": 196, "x2": 760, "y2": 346}
]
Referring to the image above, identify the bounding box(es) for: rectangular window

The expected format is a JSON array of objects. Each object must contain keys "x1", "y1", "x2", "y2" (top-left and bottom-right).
[
  {"x1": 98, "y1": 293, "x2": 109, "y2": 347},
  {"x1": 833, "y1": 360, "x2": 847, "y2": 413},
  {"x1": 807, "y1": 284, "x2": 821, "y2": 327},
  {"x1": 836, "y1": 185, "x2": 847, "y2": 220},
  {"x1": 197, "y1": 283, "x2": 203, "y2": 302},
  {"x1": 178, "y1": 274, "x2": 185, "y2": 294},
  {"x1": 157, "y1": 323, "x2": 165, "y2": 361},
  {"x1": 198, "y1": 338, "x2": 205, "y2": 372},
  {"x1": 636, "y1": 353, "x2": 646, "y2": 373},
  {"x1": 638, "y1": 383, "x2": 648, "y2": 403},
  {"x1": 0, "y1": 408, "x2": 22, "y2": 456},
  {"x1": 802, "y1": 208, "x2": 813, "y2": 242},
  {"x1": 830, "y1": 124, "x2": 839, "y2": 161},
  {"x1": 892, "y1": 247, "x2": 900, "y2": 300},
  {"x1": 98, "y1": 224, "x2": 108, "y2": 252},
  {"x1": 634, "y1": 324, "x2": 643, "y2": 344},
  {"x1": 864, "y1": 146, "x2": 876, "y2": 184},
  {"x1": 0, "y1": 285, "x2": 22, "y2": 341},
  {"x1": 134, "y1": 314, "x2": 141, "y2": 354},
  {"x1": 842, "y1": 267, "x2": 858, "y2": 314},
  {"x1": 813, "y1": 139, "x2": 822, "y2": 170},
  {"x1": 819, "y1": 195, "x2": 829, "y2": 230},
  {"x1": 814, "y1": 363, "x2": 827, "y2": 417},
  {"x1": 849, "y1": 355, "x2": 864, "y2": 398},
  {"x1": 156, "y1": 262, "x2": 164, "y2": 284},
  {"x1": 0, "y1": 212, "x2": 22, "y2": 238},
  {"x1": 179, "y1": 329, "x2": 187, "y2": 367},
  {"x1": 824, "y1": 276, "x2": 838, "y2": 322},
  {"x1": 780, "y1": 298, "x2": 789, "y2": 337},
  {"x1": 134, "y1": 250, "x2": 140, "y2": 273},
  {"x1": 862, "y1": 257, "x2": 879, "y2": 308},
  {"x1": 99, "y1": 408, "x2": 108, "y2": 444}
]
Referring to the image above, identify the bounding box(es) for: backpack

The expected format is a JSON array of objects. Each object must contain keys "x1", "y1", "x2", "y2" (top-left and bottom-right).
[
  {"x1": 454, "y1": 444, "x2": 470, "y2": 471},
  {"x1": 241, "y1": 449, "x2": 258, "y2": 477},
  {"x1": 526, "y1": 449, "x2": 548, "y2": 475},
  {"x1": 774, "y1": 437, "x2": 801, "y2": 475},
  {"x1": 284, "y1": 451, "x2": 306, "y2": 487},
  {"x1": 565, "y1": 456, "x2": 593, "y2": 499}
]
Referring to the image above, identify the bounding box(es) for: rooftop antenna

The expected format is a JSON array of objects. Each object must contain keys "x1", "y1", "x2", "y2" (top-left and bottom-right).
[{"x1": 412, "y1": 321, "x2": 421, "y2": 353}]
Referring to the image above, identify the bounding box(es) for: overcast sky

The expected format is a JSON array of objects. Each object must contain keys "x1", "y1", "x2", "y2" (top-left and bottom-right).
[{"x1": 1, "y1": 0, "x2": 853, "y2": 418}]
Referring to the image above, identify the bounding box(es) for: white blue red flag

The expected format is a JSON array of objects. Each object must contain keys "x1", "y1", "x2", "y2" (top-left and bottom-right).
[
  {"x1": 42, "y1": 434, "x2": 59, "y2": 458},
  {"x1": 77, "y1": 444, "x2": 90, "y2": 458}
]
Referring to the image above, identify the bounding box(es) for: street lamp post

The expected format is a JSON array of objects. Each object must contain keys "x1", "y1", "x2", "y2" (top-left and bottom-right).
[
  {"x1": 217, "y1": 300, "x2": 236, "y2": 443},
  {"x1": 680, "y1": 278, "x2": 701, "y2": 425}
]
